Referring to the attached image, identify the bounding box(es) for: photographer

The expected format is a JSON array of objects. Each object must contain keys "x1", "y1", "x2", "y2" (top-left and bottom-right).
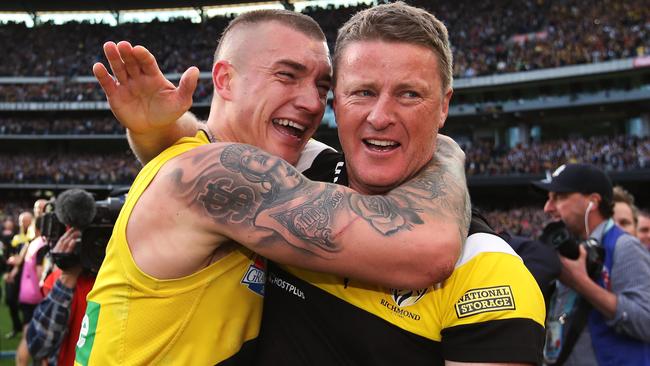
[
  {"x1": 27, "y1": 228, "x2": 94, "y2": 366},
  {"x1": 535, "y1": 163, "x2": 650, "y2": 365},
  {"x1": 26, "y1": 189, "x2": 118, "y2": 366}
]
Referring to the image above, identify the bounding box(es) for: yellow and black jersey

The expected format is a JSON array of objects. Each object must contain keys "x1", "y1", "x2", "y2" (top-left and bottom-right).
[
  {"x1": 255, "y1": 154, "x2": 546, "y2": 365},
  {"x1": 76, "y1": 131, "x2": 264, "y2": 366}
]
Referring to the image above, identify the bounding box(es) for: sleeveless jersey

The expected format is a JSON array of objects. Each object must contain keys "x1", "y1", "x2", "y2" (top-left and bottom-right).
[
  {"x1": 256, "y1": 152, "x2": 546, "y2": 365},
  {"x1": 76, "y1": 131, "x2": 264, "y2": 365}
]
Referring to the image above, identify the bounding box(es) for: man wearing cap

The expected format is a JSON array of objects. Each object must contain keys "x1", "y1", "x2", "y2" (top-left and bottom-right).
[{"x1": 534, "y1": 163, "x2": 650, "y2": 365}]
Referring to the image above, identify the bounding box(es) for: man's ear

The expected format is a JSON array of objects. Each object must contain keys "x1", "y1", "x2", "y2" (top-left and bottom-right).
[
  {"x1": 587, "y1": 193, "x2": 602, "y2": 213},
  {"x1": 438, "y1": 88, "x2": 453, "y2": 129},
  {"x1": 589, "y1": 193, "x2": 602, "y2": 205},
  {"x1": 212, "y1": 60, "x2": 234, "y2": 101}
]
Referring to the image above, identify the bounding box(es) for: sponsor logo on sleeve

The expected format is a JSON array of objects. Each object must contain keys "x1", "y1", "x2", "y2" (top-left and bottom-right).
[
  {"x1": 267, "y1": 271, "x2": 306, "y2": 299},
  {"x1": 241, "y1": 256, "x2": 266, "y2": 296},
  {"x1": 455, "y1": 285, "x2": 515, "y2": 318},
  {"x1": 75, "y1": 301, "x2": 100, "y2": 366}
]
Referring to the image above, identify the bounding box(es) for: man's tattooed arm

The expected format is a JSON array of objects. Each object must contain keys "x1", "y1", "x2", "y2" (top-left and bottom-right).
[
  {"x1": 373, "y1": 135, "x2": 471, "y2": 242},
  {"x1": 167, "y1": 140, "x2": 466, "y2": 288}
]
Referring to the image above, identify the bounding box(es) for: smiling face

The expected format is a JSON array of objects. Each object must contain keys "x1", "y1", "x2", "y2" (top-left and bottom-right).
[
  {"x1": 214, "y1": 21, "x2": 332, "y2": 166},
  {"x1": 333, "y1": 41, "x2": 452, "y2": 194}
]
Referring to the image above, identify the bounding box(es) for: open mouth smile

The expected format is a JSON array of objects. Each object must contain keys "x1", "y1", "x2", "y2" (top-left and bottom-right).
[
  {"x1": 363, "y1": 138, "x2": 400, "y2": 152},
  {"x1": 273, "y1": 118, "x2": 307, "y2": 138}
]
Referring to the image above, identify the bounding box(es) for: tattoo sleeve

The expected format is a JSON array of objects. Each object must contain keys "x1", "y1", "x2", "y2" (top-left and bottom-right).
[{"x1": 168, "y1": 140, "x2": 469, "y2": 259}]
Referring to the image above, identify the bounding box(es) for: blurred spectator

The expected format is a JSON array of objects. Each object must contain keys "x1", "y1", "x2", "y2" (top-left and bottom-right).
[
  {"x1": 3, "y1": 211, "x2": 33, "y2": 339},
  {"x1": 638, "y1": 210, "x2": 650, "y2": 249},
  {"x1": 0, "y1": 217, "x2": 17, "y2": 314},
  {"x1": 1, "y1": 217, "x2": 16, "y2": 254},
  {"x1": 13, "y1": 216, "x2": 47, "y2": 366},
  {"x1": 612, "y1": 185, "x2": 639, "y2": 235}
]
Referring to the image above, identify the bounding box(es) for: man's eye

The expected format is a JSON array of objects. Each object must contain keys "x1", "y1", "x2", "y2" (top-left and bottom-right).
[
  {"x1": 354, "y1": 90, "x2": 374, "y2": 97},
  {"x1": 318, "y1": 85, "x2": 330, "y2": 98},
  {"x1": 277, "y1": 72, "x2": 295, "y2": 79},
  {"x1": 402, "y1": 91, "x2": 420, "y2": 98}
]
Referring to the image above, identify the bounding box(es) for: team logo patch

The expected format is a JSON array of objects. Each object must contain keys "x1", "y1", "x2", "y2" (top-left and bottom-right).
[
  {"x1": 455, "y1": 285, "x2": 515, "y2": 318},
  {"x1": 391, "y1": 288, "x2": 427, "y2": 307},
  {"x1": 241, "y1": 256, "x2": 265, "y2": 296}
]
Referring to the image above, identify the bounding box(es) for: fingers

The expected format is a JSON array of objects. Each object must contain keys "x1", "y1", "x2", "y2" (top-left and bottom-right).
[
  {"x1": 577, "y1": 244, "x2": 587, "y2": 260},
  {"x1": 178, "y1": 66, "x2": 200, "y2": 105},
  {"x1": 117, "y1": 41, "x2": 142, "y2": 79},
  {"x1": 132, "y1": 45, "x2": 163, "y2": 77},
  {"x1": 93, "y1": 62, "x2": 117, "y2": 96},
  {"x1": 53, "y1": 228, "x2": 81, "y2": 254},
  {"x1": 103, "y1": 41, "x2": 128, "y2": 85}
]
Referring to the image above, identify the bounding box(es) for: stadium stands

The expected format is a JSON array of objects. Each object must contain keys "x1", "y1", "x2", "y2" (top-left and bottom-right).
[
  {"x1": 1, "y1": 0, "x2": 649, "y2": 231},
  {"x1": 0, "y1": 1, "x2": 648, "y2": 78}
]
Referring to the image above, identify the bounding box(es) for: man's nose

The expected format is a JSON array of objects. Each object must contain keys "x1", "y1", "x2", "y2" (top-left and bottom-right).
[
  {"x1": 295, "y1": 85, "x2": 325, "y2": 115},
  {"x1": 366, "y1": 94, "x2": 395, "y2": 130},
  {"x1": 543, "y1": 199, "x2": 555, "y2": 214}
]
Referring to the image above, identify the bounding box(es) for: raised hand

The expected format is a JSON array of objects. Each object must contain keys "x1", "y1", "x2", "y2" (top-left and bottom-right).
[{"x1": 93, "y1": 41, "x2": 200, "y2": 135}]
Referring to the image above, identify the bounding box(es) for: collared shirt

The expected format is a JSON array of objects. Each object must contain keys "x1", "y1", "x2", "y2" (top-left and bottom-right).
[{"x1": 27, "y1": 278, "x2": 74, "y2": 366}]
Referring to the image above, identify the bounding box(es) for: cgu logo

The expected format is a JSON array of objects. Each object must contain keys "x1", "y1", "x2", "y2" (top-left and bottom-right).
[
  {"x1": 391, "y1": 288, "x2": 427, "y2": 307},
  {"x1": 241, "y1": 256, "x2": 266, "y2": 296}
]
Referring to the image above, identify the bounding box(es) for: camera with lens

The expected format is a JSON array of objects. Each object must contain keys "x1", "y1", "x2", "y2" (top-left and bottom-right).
[
  {"x1": 540, "y1": 220, "x2": 604, "y2": 280},
  {"x1": 40, "y1": 189, "x2": 124, "y2": 274}
]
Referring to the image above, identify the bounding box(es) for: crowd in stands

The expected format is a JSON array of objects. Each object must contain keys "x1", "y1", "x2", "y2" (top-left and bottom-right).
[
  {"x1": 0, "y1": 134, "x2": 648, "y2": 185},
  {"x1": 0, "y1": 0, "x2": 647, "y2": 80},
  {"x1": 0, "y1": 79, "x2": 214, "y2": 103},
  {"x1": 483, "y1": 206, "x2": 550, "y2": 238},
  {"x1": 0, "y1": 117, "x2": 123, "y2": 135},
  {"x1": 0, "y1": 83, "x2": 104, "y2": 103},
  {"x1": 410, "y1": 0, "x2": 650, "y2": 77},
  {"x1": 0, "y1": 199, "x2": 36, "y2": 224},
  {"x1": 0, "y1": 201, "x2": 550, "y2": 242},
  {"x1": 464, "y1": 135, "x2": 650, "y2": 175},
  {"x1": 0, "y1": 152, "x2": 139, "y2": 185}
]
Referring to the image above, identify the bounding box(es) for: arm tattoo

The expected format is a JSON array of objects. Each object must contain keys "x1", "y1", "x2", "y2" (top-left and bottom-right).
[
  {"x1": 197, "y1": 178, "x2": 256, "y2": 223},
  {"x1": 170, "y1": 140, "x2": 470, "y2": 259},
  {"x1": 170, "y1": 143, "x2": 344, "y2": 255},
  {"x1": 348, "y1": 195, "x2": 423, "y2": 236},
  {"x1": 270, "y1": 187, "x2": 344, "y2": 250},
  {"x1": 385, "y1": 137, "x2": 471, "y2": 241}
]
